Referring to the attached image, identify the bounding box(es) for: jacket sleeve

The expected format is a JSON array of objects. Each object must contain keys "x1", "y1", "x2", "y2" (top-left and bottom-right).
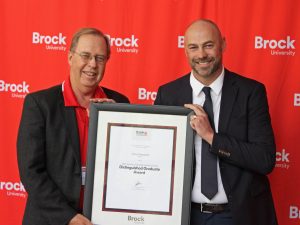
[
  {"x1": 211, "y1": 84, "x2": 276, "y2": 175},
  {"x1": 154, "y1": 86, "x2": 162, "y2": 105},
  {"x1": 17, "y1": 94, "x2": 77, "y2": 225}
]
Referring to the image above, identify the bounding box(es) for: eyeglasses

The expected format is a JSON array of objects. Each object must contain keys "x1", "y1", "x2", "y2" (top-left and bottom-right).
[{"x1": 73, "y1": 51, "x2": 107, "y2": 64}]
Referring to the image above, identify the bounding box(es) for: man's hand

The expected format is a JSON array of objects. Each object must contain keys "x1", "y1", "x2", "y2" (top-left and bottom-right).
[
  {"x1": 90, "y1": 98, "x2": 116, "y2": 103},
  {"x1": 68, "y1": 214, "x2": 93, "y2": 225},
  {"x1": 87, "y1": 98, "x2": 116, "y2": 116},
  {"x1": 184, "y1": 104, "x2": 214, "y2": 145}
]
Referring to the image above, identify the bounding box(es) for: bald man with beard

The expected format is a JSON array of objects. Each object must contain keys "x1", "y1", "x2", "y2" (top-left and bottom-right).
[{"x1": 155, "y1": 19, "x2": 278, "y2": 225}]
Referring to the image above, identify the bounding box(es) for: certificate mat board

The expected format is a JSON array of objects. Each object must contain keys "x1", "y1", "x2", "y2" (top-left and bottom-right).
[{"x1": 83, "y1": 103, "x2": 194, "y2": 225}]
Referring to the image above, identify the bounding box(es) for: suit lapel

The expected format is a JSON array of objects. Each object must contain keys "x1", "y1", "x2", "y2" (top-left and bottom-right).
[
  {"x1": 58, "y1": 89, "x2": 81, "y2": 166},
  {"x1": 64, "y1": 107, "x2": 81, "y2": 165},
  {"x1": 178, "y1": 74, "x2": 193, "y2": 105},
  {"x1": 218, "y1": 70, "x2": 238, "y2": 133}
]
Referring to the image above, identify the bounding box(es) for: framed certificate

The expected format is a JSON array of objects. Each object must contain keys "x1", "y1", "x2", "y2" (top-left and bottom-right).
[{"x1": 83, "y1": 103, "x2": 194, "y2": 225}]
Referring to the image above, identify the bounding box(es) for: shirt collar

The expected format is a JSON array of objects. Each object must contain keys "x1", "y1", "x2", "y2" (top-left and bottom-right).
[
  {"x1": 62, "y1": 76, "x2": 107, "y2": 107},
  {"x1": 190, "y1": 67, "x2": 224, "y2": 96}
]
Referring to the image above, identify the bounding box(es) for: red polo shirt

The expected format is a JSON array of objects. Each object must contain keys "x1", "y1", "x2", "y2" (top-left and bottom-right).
[
  {"x1": 62, "y1": 77, "x2": 106, "y2": 209},
  {"x1": 62, "y1": 77, "x2": 106, "y2": 166}
]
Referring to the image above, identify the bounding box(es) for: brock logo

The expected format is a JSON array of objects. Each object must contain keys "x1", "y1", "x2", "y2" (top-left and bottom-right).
[
  {"x1": 255, "y1": 36, "x2": 295, "y2": 49},
  {"x1": 32, "y1": 32, "x2": 67, "y2": 45}
]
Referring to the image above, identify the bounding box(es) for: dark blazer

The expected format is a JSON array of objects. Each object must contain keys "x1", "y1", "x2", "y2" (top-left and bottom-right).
[
  {"x1": 154, "y1": 69, "x2": 278, "y2": 225},
  {"x1": 17, "y1": 84, "x2": 129, "y2": 225}
]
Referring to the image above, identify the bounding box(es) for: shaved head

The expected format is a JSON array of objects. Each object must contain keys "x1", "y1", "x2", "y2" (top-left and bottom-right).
[
  {"x1": 185, "y1": 19, "x2": 223, "y2": 42},
  {"x1": 184, "y1": 19, "x2": 226, "y2": 85}
]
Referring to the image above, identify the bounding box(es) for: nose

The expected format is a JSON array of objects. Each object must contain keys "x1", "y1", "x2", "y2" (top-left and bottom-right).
[
  {"x1": 88, "y1": 56, "x2": 97, "y2": 67},
  {"x1": 197, "y1": 48, "x2": 208, "y2": 59}
]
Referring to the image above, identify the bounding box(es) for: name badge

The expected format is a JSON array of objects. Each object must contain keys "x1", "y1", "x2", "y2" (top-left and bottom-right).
[{"x1": 82, "y1": 166, "x2": 86, "y2": 185}]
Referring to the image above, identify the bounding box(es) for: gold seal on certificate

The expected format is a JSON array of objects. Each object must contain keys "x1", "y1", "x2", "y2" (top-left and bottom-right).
[{"x1": 83, "y1": 103, "x2": 194, "y2": 225}]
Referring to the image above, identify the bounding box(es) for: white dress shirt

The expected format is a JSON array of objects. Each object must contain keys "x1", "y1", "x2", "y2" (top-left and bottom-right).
[{"x1": 190, "y1": 68, "x2": 228, "y2": 204}]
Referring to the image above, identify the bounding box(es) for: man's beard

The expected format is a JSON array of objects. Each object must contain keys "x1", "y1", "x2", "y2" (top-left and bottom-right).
[{"x1": 191, "y1": 56, "x2": 222, "y2": 78}]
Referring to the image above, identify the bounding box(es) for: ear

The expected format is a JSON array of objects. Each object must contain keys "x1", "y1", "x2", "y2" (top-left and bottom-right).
[
  {"x1": 221, "y1": 37, "x2": 226, "y2": 52},
  {"x1": 184, "y1": 47, "x2": 188, "y2": 57},
  {"x1": 68, "y1": 51, "x2": 73, "y2": 66}
]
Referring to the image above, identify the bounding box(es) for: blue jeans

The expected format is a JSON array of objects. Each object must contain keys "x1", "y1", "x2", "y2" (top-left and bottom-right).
[{"x1": 190, "y1": 206, "x2": 234, "y2": 225}]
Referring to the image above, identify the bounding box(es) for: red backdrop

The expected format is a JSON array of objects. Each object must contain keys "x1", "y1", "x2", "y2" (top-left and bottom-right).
[{"x1": 1, "y1": 0, "x2": 299, "y2": 224}]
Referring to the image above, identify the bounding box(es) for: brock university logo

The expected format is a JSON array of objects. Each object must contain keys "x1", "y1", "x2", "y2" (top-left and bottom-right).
[
  {"x1": 0, "y1": 181, "x2": 26, "y2": 198},
  {"x1": 275, "y1": 149, "x2": 290, "y2": 169},
  {"x1": 0, "y1": 80, "x2": 30, "y2": 99},
  {"x1": 32, "y1": 31, "x2": 67, "y2": 51},
  {"x1": 106, "y1": 34, "x2": 139, "y2": 54},
  {"x1": 254, "y1": 36, "x2": 296, "y2": 56}
]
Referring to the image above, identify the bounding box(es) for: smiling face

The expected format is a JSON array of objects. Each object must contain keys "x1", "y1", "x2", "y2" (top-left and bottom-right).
[
  {"x1": 184, "y1": 20, "x2": 226, "y2": 85},
  {"x1": 68, "y1": 34, "x2": 108, "y2": 95}
]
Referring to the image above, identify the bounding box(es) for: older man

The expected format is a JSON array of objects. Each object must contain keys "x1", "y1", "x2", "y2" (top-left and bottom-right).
[{"x1": 17, "y1": 28, "x2": 129, "y2": 225}]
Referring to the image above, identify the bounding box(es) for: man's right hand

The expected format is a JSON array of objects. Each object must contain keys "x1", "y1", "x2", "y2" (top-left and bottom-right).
[
  {"x1": 184, "y1": 103, "x2": 214, "y2": 145},
  {"x1": 68, "y1": 214, "x2": 93, "y2": 225}
]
